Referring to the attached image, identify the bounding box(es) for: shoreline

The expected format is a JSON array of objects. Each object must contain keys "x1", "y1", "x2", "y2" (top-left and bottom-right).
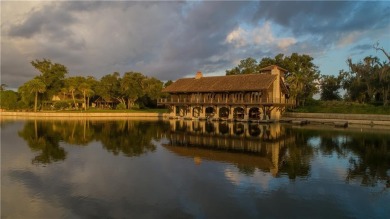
[
  {"x1": 282, "y1": 112, "x2": 390, "y2": 125},
  {"x1": 1, "y1": 111, "x2": 390, "y2": 127}
]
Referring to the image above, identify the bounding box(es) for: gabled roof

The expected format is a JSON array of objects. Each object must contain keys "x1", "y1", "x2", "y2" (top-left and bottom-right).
[
  {"x1": 163, "y1": 73, "x2": 277, "y2": 93},
  {"x1": 259, "y1": 65, "x2": 288, "y2": 73}
]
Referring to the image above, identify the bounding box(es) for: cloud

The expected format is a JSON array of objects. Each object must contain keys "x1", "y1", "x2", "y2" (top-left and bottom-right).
[
  {"x1": 1, "y1": 1, "x2": 389, "y2": 88},
  {"x1": 253, "y1": 1, "x2": 390, "y2": 45},
  {"x1": 225, "y1": 22, "x2": 297, "y2": 51}
]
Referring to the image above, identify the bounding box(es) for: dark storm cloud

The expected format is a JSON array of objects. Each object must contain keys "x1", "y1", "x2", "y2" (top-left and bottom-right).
[
  {"x1": 9, "y1": 2, "x2": 75, "y2": 38},
  {"x1": 2, "y1": 1, "x2": 389, "y2": 88},
  {"x1": 254, "y1": 1, "x2": 389, "y2": 36},
  {"x1": 151, "y1": 1, "x2": 254, "y2": 80}
]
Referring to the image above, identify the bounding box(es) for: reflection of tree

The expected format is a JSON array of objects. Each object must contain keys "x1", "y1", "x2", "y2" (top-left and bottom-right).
[
  {"x1": 279, "y1": 128, "x2": 314, "y2": 180},
  {"x1": 343, "y1": 136, "x2": 390, "y2": 187},
  {"x1": 18, "y1": 120, "x2": 169, "y2": 164},
  {"x1": 286, "y1": 128, "x2": 390, "y2": 186},
  {"x1": 18, "y1": 120, "x2": 66, "y2": 165},
  {"x1": 94, "y1": 120, "x2": 167, "y2": 157}
]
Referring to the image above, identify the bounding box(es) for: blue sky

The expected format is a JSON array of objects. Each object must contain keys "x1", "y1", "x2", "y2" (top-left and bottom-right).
[{"x1": 1, "y1": 1, "x2": 389, "y2": 89}]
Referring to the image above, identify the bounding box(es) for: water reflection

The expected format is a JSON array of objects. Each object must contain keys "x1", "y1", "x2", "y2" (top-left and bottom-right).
[
  {"x1": 164, "y1": 120, "x2": 390, "y2": 186},
  {"x1": 302, "y1": 129, "x2": 390, "y2": 187},
  {"x1": 17, "y1": 119, "x2": 169, "y2": 164},
  {"x1": 164, "y1": 120, "x2": 299, "y2": 177},
  {"x1": 2, "y1": 119, "x2": 390, "y2": 218}
]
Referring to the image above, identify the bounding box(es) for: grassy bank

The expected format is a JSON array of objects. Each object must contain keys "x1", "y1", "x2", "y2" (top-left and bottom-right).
[
  {"x1": 4, "y1": 108, "x2": 169, "y2": 114},
  {"x1": 289, "y1": 100, "x2": 390, "y2": 115}
]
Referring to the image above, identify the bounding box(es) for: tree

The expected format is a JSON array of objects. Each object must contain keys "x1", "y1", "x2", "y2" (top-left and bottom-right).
[
  {"x1": 0, "y1": 84, "x2": 7, "y2": 91},
  {"x1": 95, "y1": 72, "x2": 121, "y2": 104},
  {"x1": 226, "y1": 57, "x2": 259, "y2": 75},
  {"x1": 0, "y1": 90, "x2": 18, "y2": 110},
  {"x1": 373, "y1": 42, "x2": 390, "y2": 61},
  {"x1": 23, "y1": 78, "x2": 46, "y2": 112},
  {"x1": 64, "y1": 76, "x2": 86, "y2": 108},
  {"x1": 31, "y1": 59, "x2": 67, "y2": 100},
  {"x1": 78, "y1": 82, "x2": 91, "y2": 110},
  {"x1": 164, "y1": 80, "x2": 173, "y2": 88},
  {"x1": 259, "y1": 53, "x2": 321, "y2": 106},
  {"x1": 320, "y1": 75, "x2": 342, "y2": 101},
  {"x1": 120, "y1": 72, "x2": 145, "y2": 108},
  {"x1": 344, "y1": 56, "x2": 389, "y2": 105},
  {"x1": 141, "y1": 77, "x2": 164, "y2": 107}
]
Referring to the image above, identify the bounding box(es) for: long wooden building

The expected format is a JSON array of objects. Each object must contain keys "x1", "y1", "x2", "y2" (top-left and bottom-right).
[{"x1": 158, "y1": 65, "x2": 295, "y2": 121}]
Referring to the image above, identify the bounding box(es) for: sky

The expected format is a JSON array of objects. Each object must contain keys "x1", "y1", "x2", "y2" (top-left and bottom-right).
[{"x1": 1, "y1": 0, "x2": 389, "y2": 90}]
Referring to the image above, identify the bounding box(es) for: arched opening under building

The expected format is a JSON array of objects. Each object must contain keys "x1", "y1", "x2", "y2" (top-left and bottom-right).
[
  {"x1": 205, "y1": 107, "x2": 215, "y2": 118},
  {"x1": 192, "y1": 121, "x2": 202, "y2": 132},
  {"x1": 175, "y1": 120, "x2": 187, "y2": 132},
  {"x1": 176, "y1": 106, "x2": 187, "y2": 117},
  {"x1": 248, "y1": 124, "x2": 261, "y2": 137},
  {"x1": 219, "y1": 123, "x2": 229, "y2": 135},
  {"x1": 205, "y1": 122, "x2": 215, "y2": 133},
  {"x1": 233, "y1": 123, "x2": 245, "y2": 136},
  {"x1": 219, "y1": 107, "x2": 229, "y2": 119},
  {"x1": 192, "y1": 107, "x2": 201, "y2": 118},
  {"x1": 249, "y1": 107, "x2": 261, "y2": 120},
  {"x1": 233, "y1": 107, "x2": 245, "y2": 120}
]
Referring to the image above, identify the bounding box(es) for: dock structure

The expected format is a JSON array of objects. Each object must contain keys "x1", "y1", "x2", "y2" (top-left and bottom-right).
[{"x1": 158, "y1": 65, "x2": 295, "y2": 121}]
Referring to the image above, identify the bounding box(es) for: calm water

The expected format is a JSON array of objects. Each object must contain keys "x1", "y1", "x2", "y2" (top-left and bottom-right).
[{"x1": 1, "y1": 119, "x2": 389, "y2": 219}]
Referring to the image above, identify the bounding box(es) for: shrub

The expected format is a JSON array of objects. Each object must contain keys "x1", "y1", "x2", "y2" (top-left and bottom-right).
[
  {"x1": 54, "y1": 101, "x2": 70, "y2": 110},
  {"x1": 116, "y1": 103, "x2": 127, "y2": 110}
]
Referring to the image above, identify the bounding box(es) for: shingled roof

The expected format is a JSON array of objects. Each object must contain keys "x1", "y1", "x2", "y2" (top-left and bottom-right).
[{"x1": 163, "y1": 73, "x2": 277, "y2": 93}]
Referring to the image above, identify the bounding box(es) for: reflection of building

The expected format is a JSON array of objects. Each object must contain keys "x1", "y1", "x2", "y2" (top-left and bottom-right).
[
  {"x1": 164, "y1": 120, "x2": 295, "y2": 176},
  {"x1": 158, "y1": 65, "x2": 294, "y2": 121}
]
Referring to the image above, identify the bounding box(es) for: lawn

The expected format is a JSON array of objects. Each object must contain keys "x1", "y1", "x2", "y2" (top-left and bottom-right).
[
  {"x1": 37, "y1": 108, "x2": 169, "y2": 113},
  {"x1": 289, "y1": 100, "x2": 390, "y2": 115}
]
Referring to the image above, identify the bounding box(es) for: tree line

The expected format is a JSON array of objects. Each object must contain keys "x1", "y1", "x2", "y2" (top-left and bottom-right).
[
  {"x1": 1, "y1": 59, "x2": 169, "y2": 112},
  {"x1": 1, "y1": 44, "x2": 389, "y2": 111}
]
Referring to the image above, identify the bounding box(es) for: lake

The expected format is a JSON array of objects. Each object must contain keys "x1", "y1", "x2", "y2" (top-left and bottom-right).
[{"x1": 1, "y1": 119, "x2": 389, "y2": 218}]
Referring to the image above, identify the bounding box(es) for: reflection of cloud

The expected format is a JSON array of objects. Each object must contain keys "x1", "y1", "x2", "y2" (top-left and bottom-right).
[
  {"x1": 224, "y1": 167, "x2": 275, "y2": 191},
  {"x1": 2, "y1": 175, "x2": 65, "y2": 218}
]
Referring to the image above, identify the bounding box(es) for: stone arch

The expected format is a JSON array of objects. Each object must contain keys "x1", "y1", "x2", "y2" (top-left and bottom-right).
[
  {"x1": 233, "y1": 107, "x2": 245, "y2": 120},
  {"x1": 219, "y1": 106, "x2": 229, "y2": 119},
  {"x1": 233, "y1": 123, "x2": 245, "y2": 136},
  {"x1": 175, "y1": 106, "x2": 187, "y2": 117},
  {"x1": 249, "y1": 107, "x2": 260, "y2": 120},
  {"x1": 219, "y1": 123, "x2": 229, "y2": 135},
  {"x1": 192, "y1": 121, "x2": 202, "y2": 132},
  {"x1": 248, "y1": 124, "x2": 261, "y2": 137},
  {"x1": 192, "y1": 107, "x2": 201, "y2": 118},
  {"x1": 205, "y1": 106, "x2": 215, "y2": 118},
  {"x1": 205, "y1": 122, "x2": 215, "y2": 133}
]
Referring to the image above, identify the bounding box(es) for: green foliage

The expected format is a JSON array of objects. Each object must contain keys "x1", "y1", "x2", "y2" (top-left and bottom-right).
[
  {"x1": 0, "y1": 90, "x2": 19, "y2": 110},
  {"x1": 0, "y1": 84, "x2": 7, "y2": 91},
  {"x1": 164, "y1": 80, "x2": 173, "y2": 88},
  {"x1": 290, "y1": 101, "x2": 390, "y2": 114},
  {"x1": 226, "y1": 57, "x2": 259, "y2": 75},
  {"x1": 19, "y1": 78, "x2": 46, "y2": 112},
  {"x1": 96, "y1": 72, "x2": 121, "y2": 101},
  {"x1": 320, "y1": 75, "x2": 342, "y2": 101},
  {"x1": 116, "y1": 103, "x2": 126, "y2": 110},
  {"x1": 54, "y1": 101, "x2": 70, "y2": 110},
  {"x1": 31, "y1": 59, "x2": 67, "y2": 100},
  {"x1": 342, "y1": 55, "x2": 390, "y2": 106}
]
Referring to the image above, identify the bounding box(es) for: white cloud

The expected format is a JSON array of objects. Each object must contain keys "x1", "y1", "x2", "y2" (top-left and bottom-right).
[{"x1": 225, "y1": 22, "x2": 296, "y2": 50}]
